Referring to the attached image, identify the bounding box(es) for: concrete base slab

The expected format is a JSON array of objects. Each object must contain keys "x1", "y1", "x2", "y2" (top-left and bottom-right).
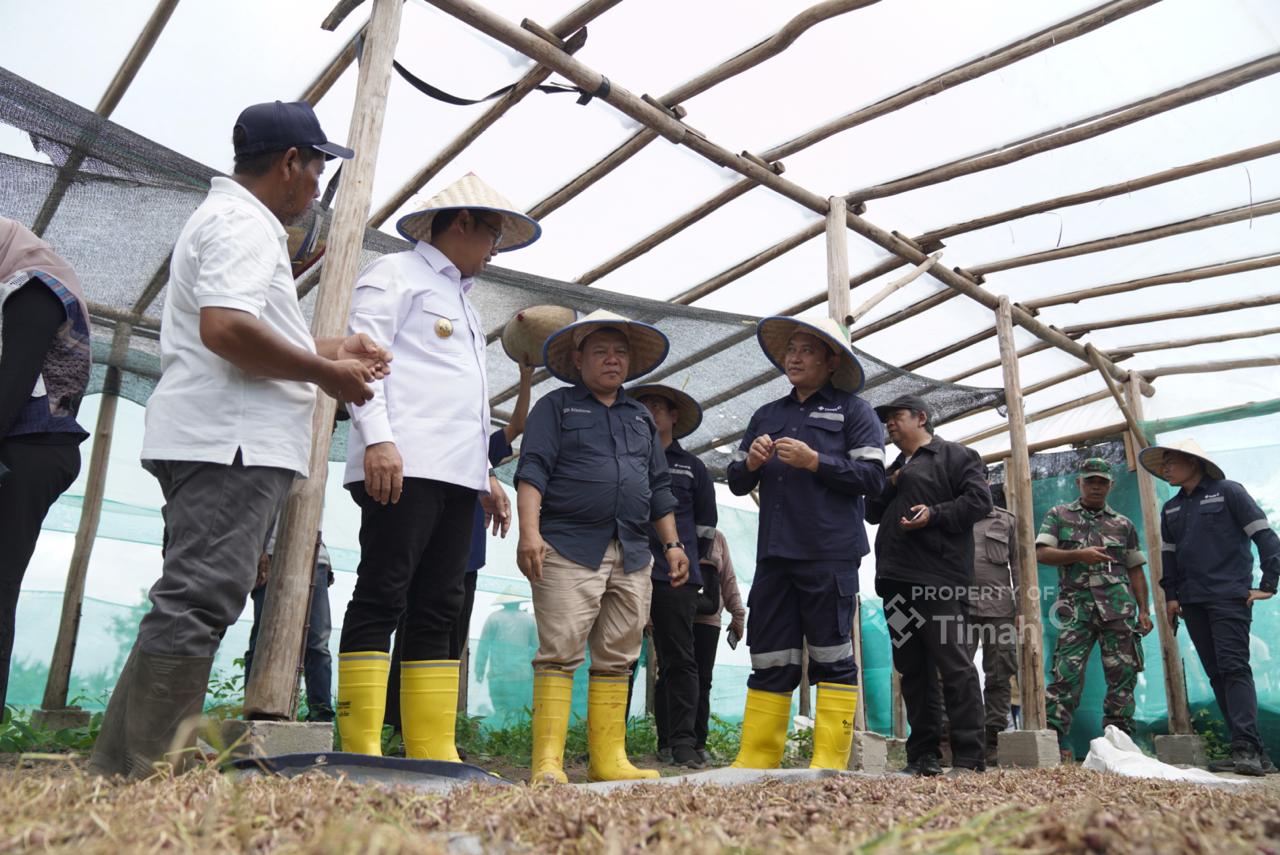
[
  {"x1": 997, "y1": 730, "x2": 1060, "y2": 768},
  {"x1": 220, "y1": 720, "x2": 334, "y2": 759},
  {"x1": 849, "y1": 731, "x2": 887, "y2": 773},
  {"x1": 32, "y1": 707, "x2": 90, "y2": 731},
  {"x1": 885, "y1": 738, "x2": 908, "y2": 771},
  {"x1": 1154, "y1": 734, "x2": 1208, "y2": 767}
]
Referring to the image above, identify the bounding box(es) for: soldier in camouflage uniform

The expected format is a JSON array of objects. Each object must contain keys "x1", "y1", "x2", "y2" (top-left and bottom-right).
[{"x1": 1034, "y1": 458, "x2": 1153, "y2": 761}]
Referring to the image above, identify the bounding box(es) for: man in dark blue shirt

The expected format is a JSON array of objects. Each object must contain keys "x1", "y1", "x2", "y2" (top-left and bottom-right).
[
  {"x1": 726, "y1": 316, "x2": 885, "y2": 771},
  {"x1": 631, "y1": 383, "x2": 718, "y2": 769},
  {"x1": 1141, "y1": 439, "x2": 1279, "y2": 776},
  {"x1": 515, "y1": 310, "x2": 689, "y2": 784}
]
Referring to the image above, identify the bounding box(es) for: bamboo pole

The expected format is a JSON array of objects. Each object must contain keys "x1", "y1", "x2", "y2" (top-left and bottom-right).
[
  {"x1": 1126, "y1": 374, "x2": 1192, "y2": 734},
  {"x1": 1140, "y1": 355, "x2": 1280, "y2": 378},
  {"x1": 1108, "y1": 325, "x2": 1280, "y2": 358},
  {"x1": 1026, "y1": 253, "x2": 1280, "y2": 310},
  {"x1": 996, "y1": 297, "x2": 1047, "y2": 730},
  {"x1": 849, "y1": 251, "x2": 942, "y2": 324},
  {"x1": 917, "y1": 140, "x2": 1280, "y2": 246},
  {"x1": 826, "y1": 196, "x2": 851, "y2": 324},
  {"x1": 569, "y1": 0, "x2": 1155, "y2": 287},
  {"x1": 981, "y1": 422, "x2": 1127, "y2": 463},
  {"x1": 31, "y1": 0, "x2": 181, "y2": 237},
  {"x1": 957, "y1": 389, "x2": 1112, "y2": 446},
  {"x1": 848, "y1": 53, "x2": 1280, "y2": 204},
  {"x1": 1062, "y1": 292, "x2": 1280, "y2": 335},
  {"x1": 367, "y1": 0, "x2": 617, "y2": 227},
  {"x1": 422, "y1": 0, "x2": 1148, "y2": 399},
  {"x1": 527, "y1": 0, "x2": 879, "y2": 222},
  {"x1": 39, "y1": 325, "x2": 132, "y2": 714},
  {"x1": 891, "y1": 668, "x2": 906, "y2": 739},
  {"x1": 970, "y1": 198, "x2": 1280, "y2": 277},
  {"x1": 1086, "y1": 344, "x2": 1149, "y2": 445},
  {"x1": 243, "y1": 0, "x2": 404, "y2": 720}
]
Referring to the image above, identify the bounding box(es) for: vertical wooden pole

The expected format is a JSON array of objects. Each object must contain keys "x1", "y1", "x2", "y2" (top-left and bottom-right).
[
  {"x1": 852, "y1": 596, "x2": 866, "y2": 730},
  {"x1": 242, "y1": 0, "x2": 403, "y2": 719},
  {"x1": 891, "y1": 669, "x2": 906, "y2": 738},
  {"x1": 40, "y1": 324, "x2": 131, "y2": 713},
  {"x1": 644, "y1": 633, "x2": 657, "y2": 716},
  {"x1": 996, "y1": 296, "x2": 1047, "y2": 730},
  {"x1": 826, "y1": 196, "x2": 851, "y2": 326},
  {"x1": 1125, "y1": 373, "x2": 1192, "y2": 734}
]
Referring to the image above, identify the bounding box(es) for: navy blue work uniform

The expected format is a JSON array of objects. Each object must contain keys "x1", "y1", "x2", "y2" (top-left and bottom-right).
[
  {"x1": 647, "y1": 440, "x2": 717, "y2": 751},
  {"x1": 516, "y1": 384, "x2": 678, "y2": 572},
  {"x1": 1160, "y1": 477, "x2": 1280, "y2": 751},
  {"x1": 726, "y1": 383, "x2": 885, "y2": 692}
]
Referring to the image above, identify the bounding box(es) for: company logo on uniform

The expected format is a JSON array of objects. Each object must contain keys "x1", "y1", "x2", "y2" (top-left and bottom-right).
[
  {"x1": 1200, "y1": 493, "x2": 1224, "y2": 505},
  {"x1": 670, "y1": 463, "x2": 694, "y2": 479},
  {"x1": 563, "y1": 407, "x2": 592, "y2": 414}
]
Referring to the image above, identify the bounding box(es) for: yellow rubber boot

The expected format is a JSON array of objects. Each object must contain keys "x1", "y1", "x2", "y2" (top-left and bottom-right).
[
  {"x1": 337, "y1": 651, "x2": 391, "y2": 756},
  {"x1": 586, "y1": 675, "x2": 659, "y2": 782},
  {"x1": 530, "y1": 669, "x2": 574, "y2": 784},
  {"x1": 809, "y1": 682, "x2": 859, "y2": 770},
  {"x1": 731, "y1": 688, "x2": 792, "y2": 769},
  {"x1": 401, "y1": 660, "x2": 463, "y2": 762}
]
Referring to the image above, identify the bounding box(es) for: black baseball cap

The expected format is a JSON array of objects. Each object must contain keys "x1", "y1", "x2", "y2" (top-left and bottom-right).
[
  {"x1": 873, "y1": 393, "x2": 929, "y2": 423},
  {"x1": 233, "y1": 101, "x2": 354, "y2": 160}
]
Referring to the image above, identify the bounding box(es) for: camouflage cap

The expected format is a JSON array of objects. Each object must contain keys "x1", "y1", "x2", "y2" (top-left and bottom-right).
[{"x1": 1079, "y1": 458, "x2": 1113, "y2": 481}]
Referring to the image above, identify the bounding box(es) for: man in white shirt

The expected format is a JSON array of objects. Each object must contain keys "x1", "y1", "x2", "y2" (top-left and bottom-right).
[
  {"x1": 335, "y1": 174, "x2": 539, "y2": 760},
  {"x1": 90, "y1": 100, "x2": 389, "y2": 779}
]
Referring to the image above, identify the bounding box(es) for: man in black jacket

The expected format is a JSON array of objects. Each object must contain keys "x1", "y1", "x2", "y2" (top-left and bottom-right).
[{"x1": 868, "y1": 394, "x2": 992, "y2": 775}]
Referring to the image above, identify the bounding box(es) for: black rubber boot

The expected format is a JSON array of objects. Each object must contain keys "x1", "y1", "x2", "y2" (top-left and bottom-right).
[
  {"x1": 87, "y1": 646, "x2": 139, "y2": 777},
  {"x1": 985, "y1": 726, "x2": 1002, "y2": 767},
  {"x1": 1232, "y1": 745, "x2": 1265, "y2": 777}
]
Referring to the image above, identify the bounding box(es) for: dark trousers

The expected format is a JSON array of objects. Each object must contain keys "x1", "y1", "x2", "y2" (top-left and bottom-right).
[
  {"x1": 693, "y1": 622, "x2": 720, "y2": 749},
  {"x1": 1182, "y1": 599, "x2": 1263, "y2": 751},
  {"x1": 969, "y1": 615, "x2": 1017, "y2": 730},
  {"x1": 386, "y1": 570, "x2": 477, "y2": 730},
  {"x1": 746, "y1": 558, "x2": 859, "y2": 692},
  {"x1": 245, "y1": 558, "x2": 333, "y2": 718},
  {"x1": 878, "y1": 579, "x2": 986, "y2": 769},
  {"x1": 0, "y1": 439, "x2": 80, "y2": 712},
  {"x1": 651, "y1": 581, "x2": 699, "y2": 749},
  {"x1": 340, "y1": 478, "x2": 476, "y2": 661}
]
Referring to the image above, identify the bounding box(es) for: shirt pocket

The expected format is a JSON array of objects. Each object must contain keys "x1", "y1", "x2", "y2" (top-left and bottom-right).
[
  {"x1": 562, "y1": 413, "x2": 597, "y2": 454},
  {"x1": 624, "y1": 418, "x2": 652, "y2": 458},
  {"x1": 1197, "y1": 500, "x2": 1230, "y2": 534},
  {"x1": 803, "y1": 415, "x2": 845, "y2": 455},
  {"x1": 984, "y1": 524, "x2": 1011, "y2": 564},
  {"x1": 420, "y1": 293, "x2": 466, "y2": 358}
]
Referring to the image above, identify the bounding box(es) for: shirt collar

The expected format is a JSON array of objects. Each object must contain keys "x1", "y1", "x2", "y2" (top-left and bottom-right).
[
  {"x1": 209, "y1": 177, "x2": 287, "y2": 241},
  {"x1": 413, "y1": 241, "x2": 473, "y2": 293},
  {"x1": 1184, "y1": 477, "x2": 1218, "y2": 497},
  {"x1": 788, "y1": 382, "x2": 837, "y2": 405},
  {"x1": 1067, "y1": 499, "x2": 1116, "y2": 516}
]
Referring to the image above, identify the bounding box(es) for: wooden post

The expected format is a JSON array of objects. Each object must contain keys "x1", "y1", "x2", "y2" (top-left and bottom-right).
[
  {"x1": 826, "y1": 196, "x2": 851, "y2": 324},
  {"x1": 1087, "y1": 343, "x2": 1151, "y2": 447},
  {"x1": 996, "y1": 296, "x2": 1047, "y2": 730},
  {"x1": 644, "y1": 633, "x2": 657, "y2": 716},
  {"x1": 242, "y1": 0, "x2": 403, "y2": 720},
  {"x1": 891, "y1": 669, "x2": 906, "y2": 738},
  {"x1": 39, "y1": 324, "x2": 131, "y2": 713},
  {"x1": 1125, "y1": 374, "x2": 1192, "y2": 734},
  {"x1": 852, "y1": 596, "x2": 866, "y2": 730}
]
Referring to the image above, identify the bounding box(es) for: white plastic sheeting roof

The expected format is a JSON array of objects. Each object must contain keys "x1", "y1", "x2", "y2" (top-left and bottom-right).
[{"x1": 3, "y1": 0, "x2": 1278, "y2": 456}]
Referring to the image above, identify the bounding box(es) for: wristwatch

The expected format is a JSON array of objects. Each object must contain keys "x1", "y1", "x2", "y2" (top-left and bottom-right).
[{"x1": 663, "y1": 541, "x2": 685, "y2": 552}]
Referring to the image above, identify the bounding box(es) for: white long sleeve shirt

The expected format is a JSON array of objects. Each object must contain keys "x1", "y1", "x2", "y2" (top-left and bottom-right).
[{"x1": 343, "y1": 242, "x2": 490, "y2": 492}]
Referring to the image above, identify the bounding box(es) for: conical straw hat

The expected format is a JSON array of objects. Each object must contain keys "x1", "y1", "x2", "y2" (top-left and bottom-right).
[
  {"x1": 756, "y1": 316, "x2": 865, "y2": 393},
  {"x1": 396, "y1": 173, "x2": 540, "y2": 251},
  {"x1": 1139, "y1": 438, "x2": 1226, "y2": 482},
  {"x1": 543, "y1": 309, "x2": 669, "y2": 384},
  {"x1": 501, "y1": 305, "x2": 577, "y2": 366},
  {"x1": 628, "y1": 384, "x2": 703, "y2": 439}
]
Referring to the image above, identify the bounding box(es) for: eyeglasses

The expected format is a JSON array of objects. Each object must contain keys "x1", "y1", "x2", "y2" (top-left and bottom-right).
[{"x1": 475, "y1": 217, "x2": 503, "y2": 248}]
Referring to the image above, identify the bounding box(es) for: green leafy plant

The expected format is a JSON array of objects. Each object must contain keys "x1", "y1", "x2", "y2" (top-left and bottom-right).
[
  {"x1": 1191, "y1": 707, "x2": 1231, "y2": 760},
  {"x1": 0, "y1": 705, "x2": 102, "y2": 754}
]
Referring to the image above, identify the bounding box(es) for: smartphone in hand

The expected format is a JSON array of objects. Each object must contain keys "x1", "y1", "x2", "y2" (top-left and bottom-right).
[{"x1": 727, "y1": 628, "x2": 740, "y2": 650}]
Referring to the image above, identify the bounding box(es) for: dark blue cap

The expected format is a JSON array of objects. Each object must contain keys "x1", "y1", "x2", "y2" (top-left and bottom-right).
[{"x1": 233, "y1": 101, "x2": 353, "y2": 161}]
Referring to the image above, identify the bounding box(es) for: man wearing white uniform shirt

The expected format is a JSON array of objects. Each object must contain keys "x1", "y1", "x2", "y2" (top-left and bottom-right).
[
  {"x1": 90, "y1": 101, "x2": 388, "y2": 779},
  {"x1": 336, "y1": 174, "x2": 540, "y2": 760}
]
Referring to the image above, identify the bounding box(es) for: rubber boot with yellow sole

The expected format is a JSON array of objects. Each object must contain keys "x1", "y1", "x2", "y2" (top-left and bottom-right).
[
  {"x1": 530, "y1": 669, "x2": 574, "y2": 784},
  {"x1": 337, "y1": 651, "x2": 391, "y2": 755},
  {"x1": 809, "y1": 682, "x2": 859, "y2": 769},
  {"x1": 587, "y1": 675, "x2": 659, "y2": 782},
  {"x1": 401, "y1": 659, "x2": 463, "y2": 762},
  {"x1": 731, "y1": 688, "x2": 792, "y2": 769}
]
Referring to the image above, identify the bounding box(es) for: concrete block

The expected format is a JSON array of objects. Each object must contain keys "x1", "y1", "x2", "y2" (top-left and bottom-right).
[
  {"x1": 849, "y1": 731, "x2": 887, "y2": 774},
  {"x1": 1154, "y1": 734, "x2": 1207, "y2": 767},
  {"x1": 997, "y1": 730, "x2": 1060, "y2": 768},
  {"x1": 885, "y1": 738, "x2": 908, "y2": 771},
  {"x1": 220, "y1": 720, "x2": 334, "y2": 759},
  {"x1": 32, "y1": 707, "x2": 91, "y2": 731}
]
